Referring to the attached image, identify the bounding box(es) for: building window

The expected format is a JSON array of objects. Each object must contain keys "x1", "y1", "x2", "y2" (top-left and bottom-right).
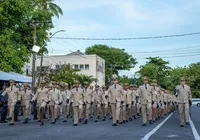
[
  {"x1": 80, "y1": 64, "x2": 84, "y2": 70},
  {"x1": 26, "y1": 69, "x2": 29, "y2": 75},
  {"x1": 74, "y1": 64, "x2": 79, "y2": 69},
  {"x1": 85, "y1": 64, "x2": 89, "y2": 70}
]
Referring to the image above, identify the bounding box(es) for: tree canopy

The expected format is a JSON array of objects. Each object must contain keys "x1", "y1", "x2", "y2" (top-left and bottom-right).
[
  {"x1": 0, "y1": 0, "x2": 62, "y2": 73},
  {"x1": 85, "y1": 44, "x2": 137, "y2": 84}
]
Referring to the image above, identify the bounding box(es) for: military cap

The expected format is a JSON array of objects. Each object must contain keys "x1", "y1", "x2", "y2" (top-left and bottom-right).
[
  {"x1": 152, "y1": 79, "x2": 157, "y2": 83},
  {"x1": 129, "y1": 84, "x2": 134, "y2": 87},
  {"x1": 123, "y1": 83, "x2": 129, "y2": 86},
  {"x1": 112, "y1": 74, "x2": 118, "y2": 80},
  {"x1": 95, "y1": 85, "x2": 99, "y2": 88},
  {"x1": 52, "y1": 81, "x2": 57, "y2": 84},
  {"x1": 63, "y1": 83, "x2": 68, "y2": 86},
  {"x1": 180, "y1": 77, "x2": 186, "y2": 81},
  {"x1": 119, "y1": 83, "x2": 123, "y2": 86},
  {"x1": 9, "y1": 79, "x2": 15, "y2": 82},
  {"x1": 41, "y1": 80, "x2": 46, "y2": 84},
  {"x1": 74, "y1": 80, "x2": 80, "y2": 84},
  {"x1": 23, "y1": 83, "x2": 29, "y2": 86},
  {"x1": 83, "y1": 81, "x2": 89, "y2": 85},
  {"x1": 102, "y1": 85, "x2": 107, "y2": 89},
  {"x1": 143, "y1": 76, "x2": 148, "y2": 80}
]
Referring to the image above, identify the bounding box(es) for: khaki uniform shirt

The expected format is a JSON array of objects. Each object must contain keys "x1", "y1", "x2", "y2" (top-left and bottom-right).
[
  {"x1": 83, "y1": 88, "x2": 93, "y2": 104},
  {"x1": 49, "y1": 88, "x2": 62, "y2": 105},
  {"x1": 107, "y1": 84, "x2": 123, "y2": 103},
  {"x1": 175, "y1": 84, "x2": 192, "y2": 103},
  {"x1": 61, "y1": 90, "x2": 71, "y2": 106},
  {"x1": 20, "y1": 89, "x2": 32, "y2": 106},
  {"x1": 70, "y1": 87, "x2": 85, "y2": 107},
  {"x1": 138, "y1": 84, "x2": 153, "y2": 105},
  {"x1": 34, "y1": 87, "x2": 50, "y2": 104},
  {"x1": 2, "y1": 86, "x2": 20, "y2": 103}
]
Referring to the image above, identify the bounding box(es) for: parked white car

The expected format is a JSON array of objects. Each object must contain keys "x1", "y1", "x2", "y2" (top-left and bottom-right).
[{"x1": 192, "y1": 98, "x2": 200, "y2": 107}]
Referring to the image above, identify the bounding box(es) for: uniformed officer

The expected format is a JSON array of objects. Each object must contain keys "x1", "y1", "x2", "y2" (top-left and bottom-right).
[
  {"x1": 70, "y1": 80, "x2": 85, "y2": 126},
  {"x1": 107, "y1": 74, "x2": 123, "y2": 126},
  {"x1": 61, "y1": 83, "x2": 71, "y2": 122},
  {"x1": 1, "y1": 79, "x2": 21, "y2": 125},
  {"x1": 151, "y1": 79, "x2": 160, "y2": 122},
  {"x1": 20, "y1": 83, "x2": 33, "y2": 124},
  {"x1": 102, "y1": 85, "x2": 109, "y2": 121},
  {"x1": 83, "y1": 81, "x2": 93, "y2": 124},
  {"x1": 137, "y1": 77, "x2": 154, "y2": 126},
  {"x1": 32, "y1": 80, "x2": 50, "y2": 126},
  {"x1": 49, "y1": 81, "x2": 62, "y2": 124},
  {"x1": 93, "y1": 85, "x2": 103, "y2": 122},
  {"x1": 120, "y1": 83, "x2": 128, "y2": 124},
  {"x1": 175, "y1": 77, "x2": 192, "y2": 127}
]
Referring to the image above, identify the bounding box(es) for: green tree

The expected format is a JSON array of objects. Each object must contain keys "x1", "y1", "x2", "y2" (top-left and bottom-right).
[
  {"x1": 85, "y1": 44, "x2": 137, "y2": 84},
  {"x1": 137, "y1": 57, "x2": 172, "y2": 85},
  {"x1": 77, "y1": 74, "x2": 98, "y2": 86},
  {"x1": 0, "y1": 0, "x2": 62, "y2": 73}
]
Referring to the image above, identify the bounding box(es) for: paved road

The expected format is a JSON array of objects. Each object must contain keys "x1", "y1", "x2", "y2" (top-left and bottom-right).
[{"x1": 0, "y1": 106, "x2": 199, "y2": 140}]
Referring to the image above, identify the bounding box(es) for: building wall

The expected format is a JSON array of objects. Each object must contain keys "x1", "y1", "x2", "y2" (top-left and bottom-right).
[{"x1": 34, "y1": 54, "x2": 105, "y2": 86}]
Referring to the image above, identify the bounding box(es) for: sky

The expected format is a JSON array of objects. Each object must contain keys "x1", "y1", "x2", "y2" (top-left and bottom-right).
[{"x1": 47, "y1": 0, "x2": 200, "y2": 76}]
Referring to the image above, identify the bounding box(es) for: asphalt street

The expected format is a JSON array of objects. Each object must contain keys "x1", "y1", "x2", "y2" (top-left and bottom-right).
[{"x1": 0, "y1": 106, "x2": 199, "y2": 140}]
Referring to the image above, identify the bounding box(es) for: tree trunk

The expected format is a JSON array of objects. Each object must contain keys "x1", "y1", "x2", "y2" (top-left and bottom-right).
[{"x1": 37, "y1": 53, "x2": 43, "y2": 87}]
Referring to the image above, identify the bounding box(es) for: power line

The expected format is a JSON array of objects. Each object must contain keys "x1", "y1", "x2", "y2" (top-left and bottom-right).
[
  {"x1": 52, "y1": 31, "x2": 200, "y2": 40},
  {"x1": 129, "y1": 45, "x2": 200, "y2": 54},
  {"x1": 136, "y1": 53, "x2": 200, "y2": 59}
]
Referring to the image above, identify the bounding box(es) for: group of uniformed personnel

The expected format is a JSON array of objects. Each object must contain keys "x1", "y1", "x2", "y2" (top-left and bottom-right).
[{"x1": 0, "y1": 75, "x2": 192, "y2": 127}]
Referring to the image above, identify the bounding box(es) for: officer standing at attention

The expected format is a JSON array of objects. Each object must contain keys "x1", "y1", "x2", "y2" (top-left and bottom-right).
[
  {"x1": 175, "y1": 77, "x2": 192, "y2": 127},
  {"x1": 137, "y1": 77, "x2": 153, "y2": 126},
  {"x1": 1, "y1": 79, "x2": 21, "y2": 125}
]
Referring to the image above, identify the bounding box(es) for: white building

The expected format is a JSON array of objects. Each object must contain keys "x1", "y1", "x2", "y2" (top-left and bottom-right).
[{"x1": 33, "y1": 50, "x2": 105, "y2": 86}]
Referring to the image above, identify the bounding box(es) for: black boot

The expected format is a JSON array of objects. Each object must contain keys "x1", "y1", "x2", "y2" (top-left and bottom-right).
[
  {"x1": 23, "y1": 118, "x2": 28, "y2": 124},
  {"x1": 83, "y1": 119, "x2": 88, "y2": 124}
]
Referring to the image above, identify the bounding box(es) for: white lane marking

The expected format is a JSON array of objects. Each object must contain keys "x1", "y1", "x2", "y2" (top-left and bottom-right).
[
  {"x1": 189, "y1": 116, "x2": 200, "y2": 140},
  {"x1": 141, "y1": 113, "x2": 173, "y2": 140}
]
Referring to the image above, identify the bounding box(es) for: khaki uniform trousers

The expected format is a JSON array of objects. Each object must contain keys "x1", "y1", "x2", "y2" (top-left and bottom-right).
[
  {"x1": 49, "y1": 104, "x2": 59, "y2": 121},
  {"x1": 21, "y1": 101, "x2": 30, "y2": 119},
  {"x1": 8, "y1": 102, "x2": 16, "y2": 123},
  {"x1": 120, "y1": 104, "x2": 127, "y2": 122},
  {"x1": 83, "y1": 103, "x2": 91, "y2": 120},
  {"x1": 178, "y1": 103, "x2": 189, "y2": 125},
  {"x1": 110, "y1": 102, "x2": 121, "y2": 123},
  {"x1": 63, "y1": 105, "x2": 70, "y2": 120},
  {"x1": 141, "y1": 103, "x2": 152, "y2": 124},
  {"x1": 73, "y1": 105, "x2": 83, "y2": 124}
]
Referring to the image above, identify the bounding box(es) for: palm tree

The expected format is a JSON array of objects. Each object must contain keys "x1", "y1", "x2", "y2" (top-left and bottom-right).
[{"x1": 39, "y1": 0, "x2": 63, "y2": 18}]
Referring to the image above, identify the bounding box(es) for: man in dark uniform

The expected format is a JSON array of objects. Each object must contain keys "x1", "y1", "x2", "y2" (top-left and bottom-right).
[{"x1": 0, "y1": 88, "x2": 8, "y2": 123}]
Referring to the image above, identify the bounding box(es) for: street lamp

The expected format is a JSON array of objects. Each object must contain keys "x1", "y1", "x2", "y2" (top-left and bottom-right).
[{"x1": 36, "y1": 30, "x2": 66, "y2": 87}]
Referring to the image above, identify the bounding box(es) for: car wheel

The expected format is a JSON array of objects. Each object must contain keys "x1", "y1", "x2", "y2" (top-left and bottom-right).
[{"x1": 197, "y1": 103, "x2": 200, "y2": 107}]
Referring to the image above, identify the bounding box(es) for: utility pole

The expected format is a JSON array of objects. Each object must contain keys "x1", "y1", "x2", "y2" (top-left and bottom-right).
[
  {"x1": 29, "y1": 21, "x2": 52, "y2": 93},
  {"x1": 109, "y1": 64, "x2": 121, "y2": 84},
  {"x1": 32, "y1": 23, "x2": 37, "y2": 93}
]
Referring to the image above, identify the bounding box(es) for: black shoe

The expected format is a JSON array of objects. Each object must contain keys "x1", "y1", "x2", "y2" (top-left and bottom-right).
[
  {"x1": 37, "y1": 120, "x2": 41, "y2": 122},
  {"x1": 40, "y1": 122, "x2": 44, "y2": 126},
  {"x1": 95, "y1": 120, "x2": 98, "y2": 122},
  {"x1": 180, "y1": 125, "x2": 184, "y2": 127},
  {"x1": 126, "y1": 120, "x2": 128, "y2": 122},
  {"x1": 119, "y1": 122, "x2": 123, "y2": 124},
  {"x1": 7, "y1": 117, "x2": 12, "y2": 121},
  {"x1": 23, "y1": 120, "x2": 28, "y2": 124},
  {"x1": 116, "y1": 120, "x2": 119, "y2": 123},
  {"x1": 129, "y1": 118, "x2": 133, "y2": 121},
  {"x1": 83, "y1": 119, "x2": 88, "y2": 124},
  {"x1": 98, "y1": 116, "x2": 100, "y2": 119},
  {"x1": 9, "y1": 123, "x2": 14, "y2": 126},
  {"x1": 33, "y1": 117, "x2": 38, "y2": 120},
  {"x1": 109, "y1": 117, "x2": 112, "y2": 120},
  {"x1": 137, "y1": 113, "x2": 140, "y2": 116},
  {"x1": 153, "y1": 120, "x2": 155, "y2": 123},
  {"x1": 51, "y1": 121, "x2": 55, "y2": 124},
  {"x1": 89, "y1": 116, "x2": 93, "y2": 119},
  {"x1": 112, "y1": 123, "x2": 117, "y2": 126},
  {"x1": 186, "y1": 122, "x2": 189, "y2": 125},
  {"x1": 123, "y1": 121, "x2": 126, "y2": 124},
  {"x1": 79, "y1": 118, "x2": 82, "y2": 123},
  {"x1": 149, "y1": 120, "x2": 153, "y2": 124},
  {"x1": 142, "y1": 123, "x2": 146, "y2": 126},
  {"x1": 102, "y1": 119, "x2": 105, "y2": 121},
  {"x1": 134, "y1": 115, "x2": 137, "y2": 119},
  {"x1": 63, "y1": 120, "x2": 67, "y2": 123},
  {"x1": 73, "y1": 124, "x2": 78, "y2": 126}
]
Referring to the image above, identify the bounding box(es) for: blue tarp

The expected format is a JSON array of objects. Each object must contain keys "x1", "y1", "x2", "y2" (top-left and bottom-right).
[
  {"x1": 0, "y1": 70, "x2": 32, "y2": 83},
  {"x1": 8, "y1": 72, "x2": 32, "y2": 83}
]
